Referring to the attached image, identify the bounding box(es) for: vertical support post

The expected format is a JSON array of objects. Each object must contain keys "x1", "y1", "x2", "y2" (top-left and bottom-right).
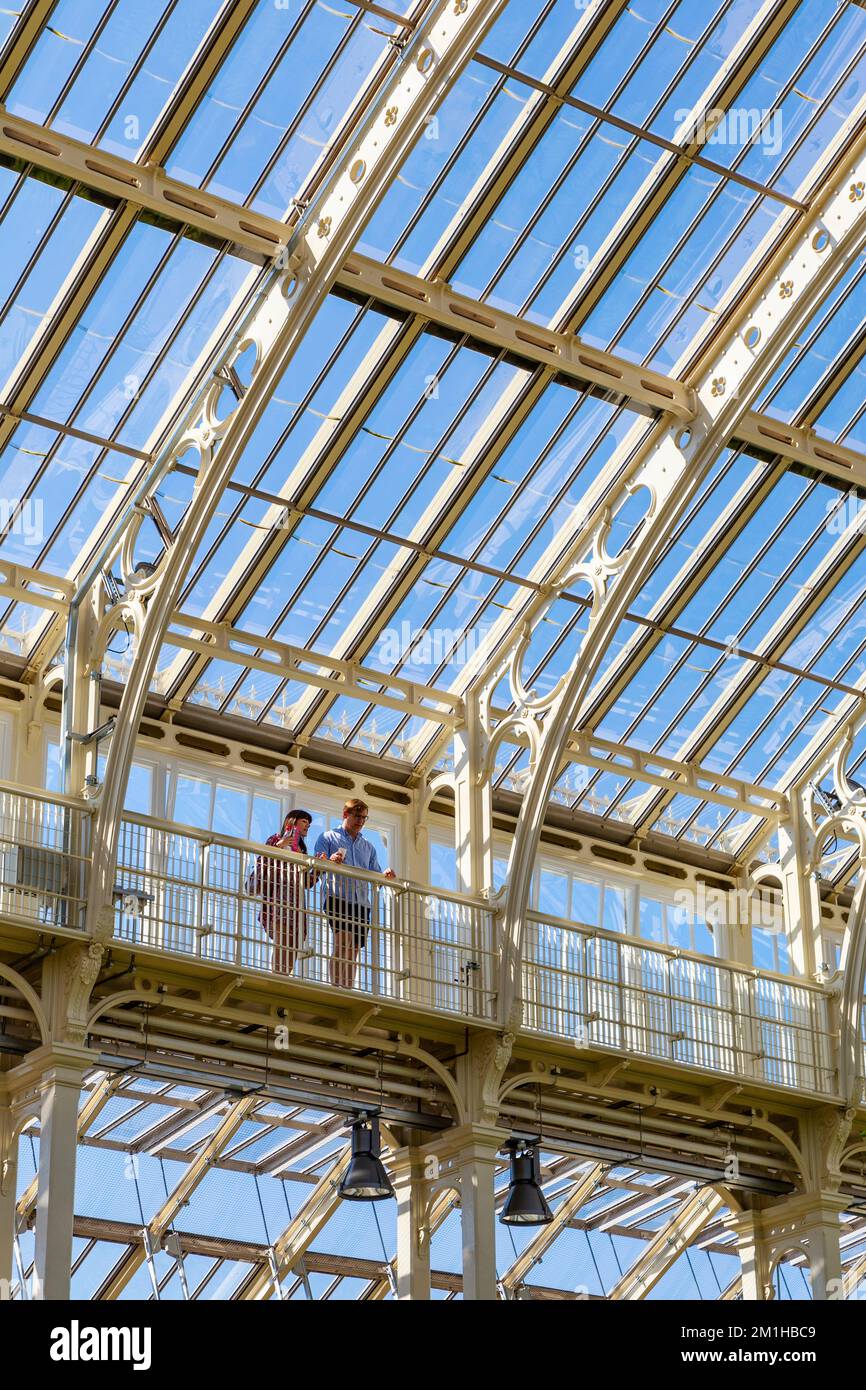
[
  {"x1": 32, "y1": 1052, "x2": 87, "y2": 1301},
  {"x1": 404, "y1": 800, "x2": 429, "y2": 886},
  {"x1": 799, "y1": 1198, "x2": 845, "y2": 1300},
  {"x1": 392, "y1": 1147, "x2": 432, "y2": 1301},
  {"x1": 725, "y1": 1207, "x2": 773, "y2": 1301},
  {"x1": 453, "y1": 696, "x2": 493, "y2": 898},
  {"x1": 403, "y1": 811, "x2": 433, "y2": 1010},
  {"x1": 455, "y1": 1131, "x2": 502, "y2": 1302},
  {"x1": 777, "y1": 790, "x2": 819, "y2": 980},
  {"x1": 428, "y1": 1122, "x2": 508, "y2": 1302},
  {"x1": 60, "y1": 588, "x2": 104, "y2": 798},
  {"x1": 724, "y1": 877, "x2": 754, "y2": 967},
  {"x1": 16, "y1": 689, "x2": 46, "y2": 789},
  {"x1": 724, "y1": 1192, "x2": 847, "y2": 1301},
  {"x1": 0, "y1": 1098, "x2": 18, "y2": 1299}
]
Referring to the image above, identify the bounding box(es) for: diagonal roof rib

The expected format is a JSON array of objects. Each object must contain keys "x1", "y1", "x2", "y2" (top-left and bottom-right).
[{"x1": 240, "y1": 0, "x2": 815, "y2": 750}]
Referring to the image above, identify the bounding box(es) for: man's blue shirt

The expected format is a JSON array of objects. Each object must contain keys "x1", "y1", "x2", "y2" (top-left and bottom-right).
[{"x1": 315, "y1": 827, "x2": 382, "y2": 907}]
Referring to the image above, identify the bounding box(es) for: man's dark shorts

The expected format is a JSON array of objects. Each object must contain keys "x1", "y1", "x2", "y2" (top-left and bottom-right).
[{"x1": 325, "y1": 896, "x2": 372, "y2": 948}]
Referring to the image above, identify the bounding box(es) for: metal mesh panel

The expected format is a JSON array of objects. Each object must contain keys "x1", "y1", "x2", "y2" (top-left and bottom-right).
[
  {"x1": 112, "y1": 815, "x2": 497, "y2": 1020},
  {"x1": 523, "y1": 910, "x2": 835, "y2": 1093}
]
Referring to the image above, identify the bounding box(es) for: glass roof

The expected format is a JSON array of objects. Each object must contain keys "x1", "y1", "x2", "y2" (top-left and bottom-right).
[
  {"x1": 11, "y1": 1070, "x2": 751, "y2": 1302},
  {"x1": 6, "y1": 0, "x2": 866, "y2": 1302},
  {"x1": 2, "y1": 0, "x2": 865, "y2": 867},
  {"x1": 163, "y1": 1, "x2": 400, "y2": 216}
]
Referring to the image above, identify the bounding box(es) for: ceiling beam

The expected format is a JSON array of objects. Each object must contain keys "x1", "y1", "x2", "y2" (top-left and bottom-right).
[
  {"x1": 609, "y1": 1187, "x2": 725, "y2": 1299},
  {"x1": 622, "y1": 505, "x2": 866, "y2": 836},
  {"x1": 0, "y1": 0, "x2": 265, "y2": 670},
  {"x1": 237, "y1": 1148, "x2": 350, "y2": 1300},
  {"x1": 162, "y1": 612, "x2": 465, "y2": 729},
  {"x1": 0, "y1": 0, "x2": 56, "y2": 97},
  {"x1": 495, "y1": 89, "x2": 866, "y2": 1026},
  {"x1": 276, "y1": 0, "x2": 823, "y2": 747},
  {"x1": 154, "y1": 0, "x2": 629, "y2": 711},
  {"x1": 0, "y1": 106, "x2": 289, "y2": 262},
  {"x1": 81, "y1": 0, "x2": 516, "y2": 930},
  {"x1": 96, "y1": 1095, "x2": 257, "y2": 1299}
]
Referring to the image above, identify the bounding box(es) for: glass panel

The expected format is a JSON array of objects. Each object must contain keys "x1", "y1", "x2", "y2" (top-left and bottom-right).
[
  {"x1": 639, "y1": 895, "x2": 665, "y2": 944},
  {"x1": 571, "y1": 874, "x2": 600, "y2": 927},
  {"x1": 213, "y1": 783, "x2": 251, "y2": 839},
  {"x1": 538, "y1": 868, "x2": 568, "y2": 917},
  {"x1": 166, "y1": 0, "x2": 395, "y2": 217},
  {"x1": 603, "y1": 884, "x2": 628, "y2": 934},
  {"x1": 171, "y1": 775, "x2": 212, "y2": 829}
]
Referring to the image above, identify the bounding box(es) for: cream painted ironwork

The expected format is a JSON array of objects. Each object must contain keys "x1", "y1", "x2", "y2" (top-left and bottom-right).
[
  {"x1": 493, "y1": 102, "x2": 866, "y2": 1031},
  {"x1": 110, "y1": 812, "x2": 499, "y2": 1021},
  {"x1": 6, "y1": 0, "x2": 866, "y2": 1305},
  {"x1": 522, "y1": 909, "x2": 834, "y2": 1095},
  {"x1": 63, "y1": 0, "x2": 512, "y2": 949}
]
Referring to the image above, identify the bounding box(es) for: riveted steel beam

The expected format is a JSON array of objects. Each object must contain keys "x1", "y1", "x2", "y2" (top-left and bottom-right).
[
  {"x1": 270, "y1": 0, "x2": 803, "y2": 748},
  {"x1": 155, "y1": 0, "x2": 627, "y2": 711},
  {"x1": 164, "y1": 611, "x2": 465, "y2": 728},
  {"x1": 337, "y1": 252, "x2": 694, "y2": 417},
  {"x1": 0, "y1": 108, "x2": 289, "y2": 261}
]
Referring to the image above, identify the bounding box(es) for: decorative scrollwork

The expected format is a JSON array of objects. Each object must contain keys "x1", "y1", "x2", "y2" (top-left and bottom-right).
[
  {"x1": 801, "y1": 724, "x2": 866, "y2": 871},
  {"x1": 482, "y1": 712, "x2": 541, "y2": 788},
  {"x1": 561, "y1": 496, "x2": 643, "y2": 613},
  {"x1": 832, "y1": 725, "x2": 866, "y2": 810}
]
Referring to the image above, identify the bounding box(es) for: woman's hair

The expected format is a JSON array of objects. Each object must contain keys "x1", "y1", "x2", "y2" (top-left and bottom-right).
[{"x1": 279, "y1": 809, "x2": 312, "y2": 854}]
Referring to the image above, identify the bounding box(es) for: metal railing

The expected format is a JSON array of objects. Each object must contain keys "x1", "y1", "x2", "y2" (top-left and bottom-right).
[
  {"x1": 0, "y1": 781, "x2": 91, "y2": 930},
  {"x1": 111, "y1": 813, "x2": 498, "y2": 1020},
  {"x1": 0, "y1": 786, "x2": 843, "y2": 1096},
  {"x1": 523, "y1": 911, "x2": 835, "y2": 1094}
]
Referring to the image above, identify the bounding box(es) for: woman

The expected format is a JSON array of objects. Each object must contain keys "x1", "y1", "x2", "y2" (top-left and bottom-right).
[{"x1": 254, "y1": 809, "x2": 316, "y2": 975}]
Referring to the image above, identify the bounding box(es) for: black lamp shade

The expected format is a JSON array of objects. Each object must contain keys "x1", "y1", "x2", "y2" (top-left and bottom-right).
[
  {"x1": 500, "y1": 1143, "x2": 553, "y2": 1226},
  {"x1": 339, "y1": 1117, "x2": 394, "y2": 1201}
]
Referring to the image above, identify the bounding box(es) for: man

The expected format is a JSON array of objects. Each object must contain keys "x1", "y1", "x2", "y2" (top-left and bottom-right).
[{"x1": 315, "y1": 799, "x2": 396, "y2": 988}]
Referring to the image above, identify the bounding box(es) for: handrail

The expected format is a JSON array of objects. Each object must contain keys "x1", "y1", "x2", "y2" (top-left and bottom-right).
[
  {"x1": 0, "y1": 788, "x2": 845, "y2": 1094},
  {"x1": 0, "y1": 783, "x2": 91, "y2": 931},
  {"x1": 117, "y1": 810, "x2": 493, "y2": 913},
  {"x1": 111, "y1": 810, "x2": 498, "y2": 1021},
  {"x1": 0, "y1": 778, "x2": 94, "y2": 813},
  {"x1": 523, "y1": 907, "x2": 835, "y2": 1094}
]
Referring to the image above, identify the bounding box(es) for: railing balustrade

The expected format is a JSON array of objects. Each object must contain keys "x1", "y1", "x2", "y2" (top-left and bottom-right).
[
  {"x1": 524, "y1": 910, "x2": 835, "y2": 1094},
  {"x1": 112, "y1": 813, "x2": 498, "y2": 1021},
  {"x1": 0, "y1": 786, "x2": 844, "y2": 1096},
  {"x1": 0, "y1": 780, "x2": 91, "y2": 930}
]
